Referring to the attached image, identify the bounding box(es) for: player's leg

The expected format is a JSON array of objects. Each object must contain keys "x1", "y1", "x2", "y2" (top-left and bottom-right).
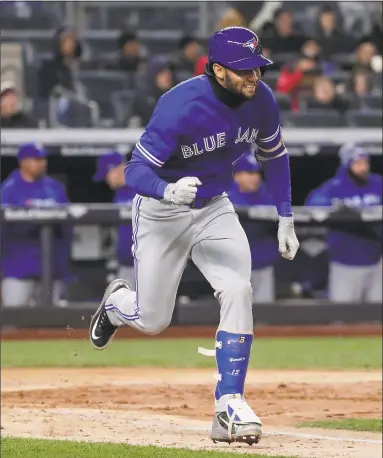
[
  {"x1": 191, "y1": 196, "x2": 261, "y2": 444},
  {"x1": 90, "y1": 196, "x2": 193, "y2": 349},
  {"x1": 1, "y1": 278, "x2": 35, "y2": 307},
  {"x1": 251, "y1": 266, "x2": 275, "y2": 303},
  {"x1": 328, "y1": 262, "x2": 364, "y2": 302},
  {"x1": 118, "y1": 265, "x2": 135, "y2": 289},
  {"x1": 364, "y1": 259, "x2": 382, "y2": 303}
]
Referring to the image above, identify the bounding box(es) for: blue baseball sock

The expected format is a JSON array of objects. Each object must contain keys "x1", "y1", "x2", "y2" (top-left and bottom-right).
[{"x1": 215, "y1": 330, "x2": 253, "y2": 401}]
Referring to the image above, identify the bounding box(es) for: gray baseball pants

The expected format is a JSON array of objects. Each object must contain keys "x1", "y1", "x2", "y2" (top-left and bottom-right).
[
  {"x1": 251, "y1": 266, "x2": 275, "y2": 303},
  {"x1": 105, "y1": 194, "x2": 254, "y2": 335},
  {"x1": 329, "y1": 259, "x2": 382, "y2": 303}
]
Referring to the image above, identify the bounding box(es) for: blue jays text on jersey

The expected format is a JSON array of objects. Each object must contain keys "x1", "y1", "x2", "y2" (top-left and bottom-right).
[
  {"x1": 125, "y1": 75, "x2": 292, "y2": 216},
  {"x1": 306, "y1": 166, "x2": 382, "y2": 266},
  {"x1": 1, "y1": 170, "x2": 72, "y2": 279}
]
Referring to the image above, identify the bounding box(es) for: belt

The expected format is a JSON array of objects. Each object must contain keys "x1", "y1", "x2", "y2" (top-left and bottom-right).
[{"x1": 188, "y1": 196, "x2": 220, "y2": 209}]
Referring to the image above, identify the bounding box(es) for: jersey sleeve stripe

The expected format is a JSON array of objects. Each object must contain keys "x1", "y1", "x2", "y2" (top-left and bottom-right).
[
  {"x1": 257, "y1": 139, "x2": 284, "y2": 154},
  {"x1": 257, "y1": 126, "x2": 280, "y2": 143},
  {"x1": 136, "y1": 142, "x2": 164, "y2": 167},
  {"x1": 257, "y1": 148, "x2": 287, "y2": 161}
]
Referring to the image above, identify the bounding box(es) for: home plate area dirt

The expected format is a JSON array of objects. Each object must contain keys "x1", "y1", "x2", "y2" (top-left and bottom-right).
[{"x1": 1, "y1": 368, "x2": 382, "y2": 457}]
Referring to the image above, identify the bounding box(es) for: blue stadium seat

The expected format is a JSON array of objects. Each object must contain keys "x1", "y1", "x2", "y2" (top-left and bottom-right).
[
  {"x1": 282, "y1": 110, "x2": 344, "y2": 127},
  {"x1": 345, "y1": 109, "x2": 382, "y2": 127}
]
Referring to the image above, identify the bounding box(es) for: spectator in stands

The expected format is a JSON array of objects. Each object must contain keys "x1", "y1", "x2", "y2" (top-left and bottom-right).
[
  {"x1": 194, "y1": 55, "x2": 209, "y2": 76},
  {"x1": 353, "y1": 41, "x2": 380, "y2": 74},
  {"x1": 172, "y1": 36, "x2": 201, "y2": 77},
  {"x1": 314, "y1": 4, "x2": 357, "y2": 59},
  {"x1": 305, "y1": 76, "x2": 347, "y2": 112},
  {"x1": 227, "y1": 154, "x2": 278, "y2": 303},
  {"x1": 261, "y1": 8, "x2": 307, "y2": 55},
  {"x1": 128, "y1": 62, "x2": 175, "y2": 127},
  {"x1": 360, "y1": 9, "x2": 383, "y2": 55},
  {"x1": 305, "y1": 143, "x2": 382, "y2": 303},
  {"x1": 93, "y1": 152, "x2": 136, "y2": 287},
  {"x1": 1, "y1": 143, "x2": 72, "y2": 307},
  {"x1": 38, "y1": 27, "x2": 83, "y2": 99},
  {"x1": 301, "y1": 39, "x2": 339, "y2": 76},
  {"x1": 0, "y1": 81, "x2": 37, "y2": 128},
  {"x1": 344, "y1": 68, "x2": 375, "y2": 110},
  {"x1": 216, "y1": 2, "x2": 285, "y2": 37},
  {"x1": 115, "y1": 31, "x2": 147, "y2": 73},
  {"x1": 276, "y1": 55, "x2": 318, "y2": 111}
]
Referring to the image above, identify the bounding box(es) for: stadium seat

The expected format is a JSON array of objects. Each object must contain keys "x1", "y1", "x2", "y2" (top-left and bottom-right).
[
  {"x1": 262, "y1": 70, "x2": 280, "y2": 90},
  {"x1": 345, "y1": 109, "x2": 383, "y2": 127},
  {"x1": 360, "y1": 94, "x2": 383, "y2": 111},
  {"x1": 77, "y1": 70, "x2": 131, "y2": 120},
  {"x1": 275, "y1": 93, "x2": 292, "y2": 111},
  {"x1": 282, "y1": 110, "x2": 344, "y2": 127},
  {"x1": 268, "y1": 53, "x2": 300, "y2": 71},
  {"x1": 111, "y1": 89, "x2": 136, "y2": 127}
]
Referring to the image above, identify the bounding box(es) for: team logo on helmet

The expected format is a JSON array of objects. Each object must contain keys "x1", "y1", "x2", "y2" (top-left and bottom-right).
[
  {"x1": 227, "y1": 38, "x2": 259, "y2": 53},
  {"x1": 243, "y1": 38, "x2": 258, "y2": 53}
]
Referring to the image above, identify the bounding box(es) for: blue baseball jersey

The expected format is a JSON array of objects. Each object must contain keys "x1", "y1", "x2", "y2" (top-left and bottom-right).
[
  {"x1": 306, "y1": 167, "x2": 382, "y2": 266},
  {"x1": 1, "y1": 170, "x2": 72, "y2": 279},
  {"x1": 228, "y1": 182, "x2": 278, "y2": 269},
  {"x1": 114, "y1": 186, "x2": 136, "y2": 267},
  {"x1": 125, "y1": 75, "x2": 291, "y2": 215}
]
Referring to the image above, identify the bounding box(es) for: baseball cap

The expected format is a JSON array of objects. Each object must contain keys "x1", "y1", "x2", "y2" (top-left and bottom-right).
[
  {"x1": 234, "y1": 154, "x2": 262, "y2": 173},
  {"x1": 93, "y1": 152, "x2": 125, "y2": 182},
  {"x1": 338, "y1": 143, "x2": 369, "y2": 167},
  {"x1": 17, "y1": 143, "x2": 47, "y2": 161}
]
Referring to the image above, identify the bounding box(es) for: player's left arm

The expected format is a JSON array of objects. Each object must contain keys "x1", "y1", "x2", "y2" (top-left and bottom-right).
[{"x1": 255, "y1": 87, "x2": 299, "y2": 260}]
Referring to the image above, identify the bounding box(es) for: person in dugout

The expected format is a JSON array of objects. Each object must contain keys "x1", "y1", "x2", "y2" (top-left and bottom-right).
[
  {"x1": 227, "y1": 154, "x2": 279, "y2": 303},
  {"x1": 305, "y1": 143, "x2": 382, "y2": 303},
  {"x1": 93, "y1": 152, "x2": 136, "y2": 288},
  {"x1": 1, "y1": 143, "x2": 72, "y2": 307}
]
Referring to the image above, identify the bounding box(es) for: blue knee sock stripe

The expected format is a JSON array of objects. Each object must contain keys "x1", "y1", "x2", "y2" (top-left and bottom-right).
[{"x1": 215, "y1": 330, "x2": 253, "y2": 401}]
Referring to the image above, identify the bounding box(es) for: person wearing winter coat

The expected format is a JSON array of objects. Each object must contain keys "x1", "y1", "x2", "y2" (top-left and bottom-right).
[
  {"x1": 1, "y1": 143, "x2": 72, "y2": 307},
  {"x1": 305, "y1": 143, "x2": 382, "y2": 303}
]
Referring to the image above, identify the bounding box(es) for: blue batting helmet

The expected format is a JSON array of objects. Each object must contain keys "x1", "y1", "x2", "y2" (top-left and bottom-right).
[{"x1": 208, "y1": 27, "x2": 273, "y2": 71}]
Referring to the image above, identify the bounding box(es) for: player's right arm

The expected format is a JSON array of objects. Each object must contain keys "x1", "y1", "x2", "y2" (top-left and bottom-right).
[{"x1": 125, "y1": 95, "x2": 200, "y2": 204}]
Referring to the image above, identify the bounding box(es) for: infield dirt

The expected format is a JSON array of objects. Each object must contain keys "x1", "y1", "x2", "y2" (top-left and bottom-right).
[{"x1": 1, "y1": 367, "x2": 382, "y2": 457}]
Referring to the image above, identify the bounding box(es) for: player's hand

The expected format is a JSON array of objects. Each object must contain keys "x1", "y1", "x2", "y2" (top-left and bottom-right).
[
  {"x1": 163, "y1": 177, "x2": 202, "y2": 205},
  {"x1": 277, "y1": 216, "x2": 299, "y2": 261}
]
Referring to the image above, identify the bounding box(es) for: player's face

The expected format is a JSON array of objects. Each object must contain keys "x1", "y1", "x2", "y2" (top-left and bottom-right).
[
  {"x1": 106, "y1": 164, "x2": 125, "y2": 189},
  {"x1": 235, "y1": 171, "x2": 262, "y2": 192},
  {"x1": 224, "y1": 67, "x2": 261, "y2": 100},
  {"x1": 1, "y1": 90, "x2": 18, "y2": 116},
  {"x1": 350, "y1": 158, "x2": 370, "y2": 180},
  {"x1": 22, "y1": 158, "x2": 47, "y2": 180}
]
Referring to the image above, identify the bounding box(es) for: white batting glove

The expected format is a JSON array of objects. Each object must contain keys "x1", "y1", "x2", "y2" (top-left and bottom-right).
[
  {"x1": 163, "y1": 177, "x2": 202, "y2": 205},
  {"x1": 277, "y1": 216, "x2": 299, "y2": 261}
]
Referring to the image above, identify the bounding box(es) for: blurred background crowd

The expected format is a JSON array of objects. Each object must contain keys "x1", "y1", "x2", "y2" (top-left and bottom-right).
[
  {"x1": 1, "y1": 1, "x2": 382, "y2": 129},
  {"x1": 0, "y1": 1, "x2": 382, "y2": 310}
]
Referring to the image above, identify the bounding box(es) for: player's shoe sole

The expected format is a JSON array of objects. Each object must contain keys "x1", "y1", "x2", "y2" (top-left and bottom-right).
[
  {"x1": 89, "y1": 279, "x2": 130, "y2": 351},
  {"x1": 210, "y1": 413, "x2": 262, "y2": 445}
]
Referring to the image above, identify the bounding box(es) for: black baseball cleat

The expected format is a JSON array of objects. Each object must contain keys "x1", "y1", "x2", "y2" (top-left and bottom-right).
[{"x1": 89, "y1": 279, "x2": 130, "y2": 350}]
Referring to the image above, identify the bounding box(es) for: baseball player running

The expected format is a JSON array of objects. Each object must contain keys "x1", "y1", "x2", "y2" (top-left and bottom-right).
[{"x1": 90, "y1": 27, "x2": 299, "y2": 445}]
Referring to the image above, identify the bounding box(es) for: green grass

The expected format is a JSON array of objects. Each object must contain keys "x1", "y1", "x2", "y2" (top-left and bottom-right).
[
  {"x1": 1, "y1": 438, "x2": 297, "y2": 458},
  {"x1": 298, "y1": 418, "x2": 382, "y2": 433},
  {"x1": 1, "y1": 337, "x2": 381, "y2": 369}
]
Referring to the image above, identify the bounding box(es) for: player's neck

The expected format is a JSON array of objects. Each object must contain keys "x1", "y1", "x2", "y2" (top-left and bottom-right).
[{"x1": 205, "y1": 67, "x2": 245, "y2": 108}]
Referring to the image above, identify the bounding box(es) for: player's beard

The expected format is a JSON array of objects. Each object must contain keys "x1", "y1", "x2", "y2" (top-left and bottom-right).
[{"x1": 224, "y1": 73, "x2": 257, "y2": 101}]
